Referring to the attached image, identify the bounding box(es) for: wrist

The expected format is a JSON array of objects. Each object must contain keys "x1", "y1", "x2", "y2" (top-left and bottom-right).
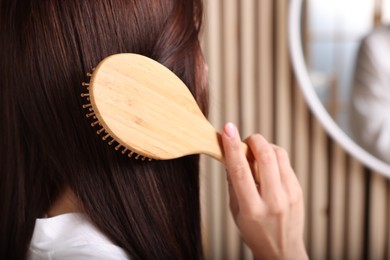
[
  {"x1": 252, "y1": 243, "x2": 308, "y2": 260},
  {"x1": 287, "y1": 241, "x2": 308, "y2": 260}
]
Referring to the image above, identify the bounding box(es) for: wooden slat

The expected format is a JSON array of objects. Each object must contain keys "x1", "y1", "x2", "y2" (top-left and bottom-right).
[
  {"x1": 329, "y1": 143, "x2": 347, "y2": 260},
  {"x1": 369, "y1": 172, "x2": 388, "y2": 259},
  {"x1": 222, "y1": 0, "x2": 241, "y2": 259},
  {"x1": 275, "y1": 0, "x2": 292, "y2": 152},
  {"x1": 310, "y1": 119, "x2": 329, "y2": 259},
  {"x1": 223, "y1": 0, "x2": 239, "y2": 126},
  {"x1": 292, "y1": 78, "x2": 311, "y2": 248},
  {"x1": 240, "y1": 0, "x2": 256, "y2": 138},
  {"x1": 257, "y1": 0, "x2": 274, "y2": 141},
  {"x1": 295, "y1": 0, "x2": 311, "y2": 250},
  {"x1": 199, "y1": 4, "x2": 210, "y2": 257},
  {"x1": 204, "y1": 1, "x2": 224, "y2": 259},
  {"x1": 345, "y1": 158, "x2": 365, "y2": 260},
  {"x1": 204, "y1": 0, "x2": 222, "y2": 131},
  {"x1": 240, "y1": 1, "x2": 256, "y2": 259}
]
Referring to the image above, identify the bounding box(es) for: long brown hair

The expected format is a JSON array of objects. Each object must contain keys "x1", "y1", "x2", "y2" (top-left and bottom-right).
[{"x1": 0, "y1": 0, "x2": 208, "y2": 259}]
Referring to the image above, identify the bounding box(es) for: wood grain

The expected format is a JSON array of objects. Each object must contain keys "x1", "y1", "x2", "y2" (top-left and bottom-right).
[{"x1": 88, "y1": 53, "x2": 249, "y2": 163}]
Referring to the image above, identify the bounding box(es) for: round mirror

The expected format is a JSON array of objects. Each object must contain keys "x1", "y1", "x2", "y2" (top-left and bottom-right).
[{"x1": 289, "y1": 0, "x2": 390, "y2": 176}]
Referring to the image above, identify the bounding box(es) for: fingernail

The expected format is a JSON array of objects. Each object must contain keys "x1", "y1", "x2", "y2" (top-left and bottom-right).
[{"x1": 224, "y1": 122, "x2": 236, "y2": 138}]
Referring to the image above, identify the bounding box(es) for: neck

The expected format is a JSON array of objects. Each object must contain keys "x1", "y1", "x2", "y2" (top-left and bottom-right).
[{"x1": 47, "y1": 187, "x2": 81, "y2": 217}]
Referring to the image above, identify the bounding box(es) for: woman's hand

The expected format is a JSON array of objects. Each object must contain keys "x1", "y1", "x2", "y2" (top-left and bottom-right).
[{"x1": 221, "y1": 123, "x2": 308, "y2": 260}]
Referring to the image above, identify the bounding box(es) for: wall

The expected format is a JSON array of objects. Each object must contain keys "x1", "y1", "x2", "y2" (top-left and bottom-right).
[{"x1": 200, "y1": 0, "x2": 390, "y2": 259}]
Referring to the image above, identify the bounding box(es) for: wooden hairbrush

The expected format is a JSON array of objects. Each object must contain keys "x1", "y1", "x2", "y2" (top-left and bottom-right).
[{"x1": 81, "y1": 53, "x2": 249, "y2": 163}]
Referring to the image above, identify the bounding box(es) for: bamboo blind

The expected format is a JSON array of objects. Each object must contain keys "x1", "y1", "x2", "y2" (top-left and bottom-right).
[{"x1": 200, "y1": 1, "x2": 390, "y2": 259}]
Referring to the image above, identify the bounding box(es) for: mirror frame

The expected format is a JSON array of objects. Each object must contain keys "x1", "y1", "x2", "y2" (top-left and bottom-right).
[{"x1": 289, "y1": 0, "x2": 390, "y2": 177}]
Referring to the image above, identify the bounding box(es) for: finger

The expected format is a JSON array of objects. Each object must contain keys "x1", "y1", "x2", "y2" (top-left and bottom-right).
[
  {"x1": 226, "y1": 171, "x2": 239, "y2": 217},
  {"x1": 242, "y1": 149, "x2": 261, "y2": 194},
  {"x1": 272, "y1": 145, "x2": 303, "y2": 202},
  {"x1": 222, "y1": 123, "x2": 261, "y2": 212},
  {"x1": 247, "y1": 134, "x2": 284, "y2": 204}
]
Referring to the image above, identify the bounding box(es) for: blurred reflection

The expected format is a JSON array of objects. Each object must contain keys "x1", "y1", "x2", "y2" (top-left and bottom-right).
[
  {"x1": 306, "y1": 0, "x2": 390, "y2": 162},
  {"x1": 350, "y1": 26, "x2": 390, "y2": 163}
]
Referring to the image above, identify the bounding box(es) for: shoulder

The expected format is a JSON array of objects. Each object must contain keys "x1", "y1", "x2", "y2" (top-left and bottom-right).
[
  {"x1": 28, "y1": 213, "x2": 129, "y2": 260},
  {"x1": 360, "y1": 25, "x2": 390, "y2": 51},
  {"x1": 355, "y1": 25, "x2": 390, "y2": 73}
]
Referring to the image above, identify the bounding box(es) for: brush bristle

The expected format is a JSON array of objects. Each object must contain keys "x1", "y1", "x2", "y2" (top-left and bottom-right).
[{"x1": 81, "y1": 69, "x2": 152, "y2": 161}]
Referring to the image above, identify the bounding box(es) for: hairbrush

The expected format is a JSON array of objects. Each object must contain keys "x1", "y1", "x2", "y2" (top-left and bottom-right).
[{"x1": 81, "y1": 53, "x2": 249, "y2": 163}]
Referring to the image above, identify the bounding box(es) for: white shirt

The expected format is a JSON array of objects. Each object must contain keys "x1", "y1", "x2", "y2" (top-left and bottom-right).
[
  {"x1": 350, "y1": 25, "x2": 390, "y2": 163},
  {"x1": 28, "y1": 213, "x2": 129, "y2": 259}
]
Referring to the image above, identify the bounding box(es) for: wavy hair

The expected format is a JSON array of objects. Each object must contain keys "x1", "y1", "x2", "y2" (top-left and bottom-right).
[{"x1": 0, "y1": 0, "x2": 207, "y2": 259}]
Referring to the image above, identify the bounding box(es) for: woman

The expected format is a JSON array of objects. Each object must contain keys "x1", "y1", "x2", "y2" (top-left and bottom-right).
[
  {"x1": 0, "y1": 0, "x2": 307, "y2": 259},
  {"x1": 350, "y1": 25, "x2": 390, "y2": 164}
]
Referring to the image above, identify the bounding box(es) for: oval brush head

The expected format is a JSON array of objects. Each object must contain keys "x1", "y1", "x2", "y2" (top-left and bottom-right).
[{"x1": 81, "y1": 53, "x2": 248, "y2": 163}]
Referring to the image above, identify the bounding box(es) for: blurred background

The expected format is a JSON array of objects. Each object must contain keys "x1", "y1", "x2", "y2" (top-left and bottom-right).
[
  {"x1": 306, "y1": 0, "x2": 390, "y2": 144},
  {"x1": 199, "y1": 0, "x2": 390, "y2": 259}
]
